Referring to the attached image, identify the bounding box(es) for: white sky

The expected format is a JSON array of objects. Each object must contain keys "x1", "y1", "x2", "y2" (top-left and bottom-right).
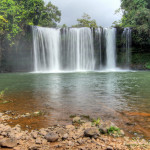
[{"x1": 44, "y1": 0, "x2": 122, "y2": 27}]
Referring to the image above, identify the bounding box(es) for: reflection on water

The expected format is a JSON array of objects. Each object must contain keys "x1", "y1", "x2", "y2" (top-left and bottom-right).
[{"x1": 0, "y1": 72, "x2": 150, "y2": 137}]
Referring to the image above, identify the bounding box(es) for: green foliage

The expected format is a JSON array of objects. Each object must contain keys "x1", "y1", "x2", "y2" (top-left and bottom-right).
[
  {"x1": 38, "y1": 2, "x2": 61, "y2": 27},
  {"x1": 0, "y1": 0, "x2": 61, "y2": 44},
  {"x1": 115, "y1": 0, "x2": 150, "y2": 45},
  {"x1": 72, "y1": 13, "x2": 98, "y2": 28},
  {"x1": 145, "y1": 62, "x2": 150, "y2": 69},
  {"x1": 107, "y1": 126, "x2": 120, "y2": 134},
  {"x1": 0, "y1": 88, "x2": 7, "y2": 100},
  {"x1": 0, "y1": 15, "x2": 8, "y2": 35},
  {"x1": 62, "y1": 24, "x2": 67, "y2": 28},
  {"x1": 92, "y1": 118, "x2": 101, "y2": 126},
  {"x1": 132, "y1": 53, "x2": 150, "y2": 65}
]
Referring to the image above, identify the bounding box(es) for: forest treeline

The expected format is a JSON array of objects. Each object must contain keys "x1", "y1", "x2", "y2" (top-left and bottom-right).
[
  {"x1": 0, "y1": 0, "x2": 61, "y2": 45},
  {"x1": 0, "y1": 0, "x2": 150, "y2": 45},
  {"x1": 114, "y1": 0, "x2": 150, "y2": 46}
]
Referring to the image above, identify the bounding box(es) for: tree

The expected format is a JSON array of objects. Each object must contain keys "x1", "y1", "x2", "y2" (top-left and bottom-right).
[
  {"x1": 38, "y1": 2, "x2": 61, "y2": 27},
  {"x1": 72, "y1": 13, "x2": 98, "y2": 28},
  {"x1": 114, "y1": 0, "x2": 150, "y2": 45},
  {"x1": 0, "y1": 0, "x2": 61, "y2": 44},
  {"x1": 0, "y1": 16, "x2": 8, "y2": 35}
]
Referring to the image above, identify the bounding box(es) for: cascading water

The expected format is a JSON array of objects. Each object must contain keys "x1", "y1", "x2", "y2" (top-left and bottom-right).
[
  {"x1": 69, "y1": 28, "x2": 95, "y2": 71},
  {"x1": 122, "y1": 28, "x2": 132, "y2": 68},
  {"x1": 95, "y1": 28, "x2": 102, "y2": 69},
  {"x1": 104, "y1": 28, "x2": 117, "y2": 70},
  {"x1": 33, "y1": 27, "x2": 95, "y2": 72},
  {"x1": 33, "y1": 26, "x2": 61, "y2": 72},
  {"x1": 32, "y1": 26, "x2": 129, "y2": 72}
]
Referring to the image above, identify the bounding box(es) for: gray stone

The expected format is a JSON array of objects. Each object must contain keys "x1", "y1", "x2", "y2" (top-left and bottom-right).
[
  {"x1": 29, "y1": 145, "x2": 41, "y2": 150},
  {"x1": 99, "y1": 121, "x2": 116, "y2": 134},
  {"x1": 66, "y1": 125, "x2": 75, "y2": 130},
  {"x1": 31, "y1": 131, "x2": 38, "y2": 139},
  {"x1": 106, "y1": 146, "x2": 113, "y2": 150},
  {"x1": 0, "y1": 138, "x2": 17, "y2": 148},
  {"x1": 35, "y1": 138, "x2": 42, "y2": 144},
  {"x1": 73, "y1": 116, "x2": 81, "y2": 123},
  {"x1": 84, "y1": 127, "x2": 99, "y2": 138},
  {"x1": 120, "y1": 130, "x2": 125, "y2": 136},
  {"x1": 39, "y1": 129, "x2": 47, "y2": 136},
  {"x1": 68, "y1": 141, "x2": 74, "y2": 146},
  {"x1": 45, "y1": 132, "x2": 59, "y2": 142},
  {"x1": 62, "y1": 133, "x2": 68, "y2": 140},
  {"x1": 56, "y1": 128, "x2": 66, "y2": 135}
]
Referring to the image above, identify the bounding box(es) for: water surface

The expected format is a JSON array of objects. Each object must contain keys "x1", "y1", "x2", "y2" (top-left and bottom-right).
[{"x1": 0, "y1": 71, "x2": 150, "y2": 138}]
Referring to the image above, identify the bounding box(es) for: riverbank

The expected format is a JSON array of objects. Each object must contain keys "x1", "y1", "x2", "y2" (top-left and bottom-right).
[{"x1": 0, "y1": 114, "x2": 149, "y2": 150}]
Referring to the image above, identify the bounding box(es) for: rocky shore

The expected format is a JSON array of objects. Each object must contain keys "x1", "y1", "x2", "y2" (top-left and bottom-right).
[{"x1": 0, "y1": 113, "x2": 149, "y2": 150}]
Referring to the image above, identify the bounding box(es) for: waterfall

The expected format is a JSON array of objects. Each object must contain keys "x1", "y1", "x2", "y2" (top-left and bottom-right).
[
  {"x1": 67, "y1": 28, "x2": 95, "y2": 71},
  {"x1": 33, "y1": 27, "x2": 95, "y2": 72},
  {"x1": 104, "y1": 28, "x2": 117, "y2": 70},
  {"x1": 95, "y1": 28, "x2": 102, "y2": 69},
  {"x1": 33, "y1": 26, "x2": 61, "y2": 72},
  {"x1": 122, "y1": 28, "x2": 132, "y2": 68},
  {"x1": 32, "y1": 26, "x2": 129, "y2": 73}
]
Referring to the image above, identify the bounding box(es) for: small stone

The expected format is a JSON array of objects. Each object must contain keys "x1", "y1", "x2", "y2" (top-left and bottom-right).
[
  {"x1": 25, "y1": 113, "x2": 30, "y2": 116},
  {"x1": 35, "y1": 138, "x2": 42, "y2": 144},
  {"x1": 15, "y1": 133, "x2": 24, "y2": 140},
  {"x1": 33, "y1": 111, "x2": 41, "y2": 116},
  {"x1": 106, "y1": 146, "x2": 113, "y2": 150},
  {"x1": 13, "y1": 147, "x2": 22, "y2": 150},
  {"x1": 73, "y1": 116, "x2": 81, "y2": 123},
  {"x1": 77, "y1": 139, "x2": 83, "y2": 144},
  {"x1": 62, "y1": 133, "x2": 68, "y2": 140},
  {"x1": 39, "y1": 129, "x2": 47, "y2": 136},
  {"x1": 84, "y1": 127, "x2": 100, "y2": 138},
  {"x1": 0, "y1": 138, "x2": 17, "y2": 148},
  {"x1": 29, "y1": 145, "x2": 41, "y2": 150},
  {"x1": 56, "y1": 128, "x2": 66, "y2": 135},
  {"x1": 31, "y1": 131, "x2": 38, "y2": 139},
  {"x1": 66, "y1": 125, "x2": 75, "y2": 130},
  {"x1": 82, "y1": 122, "x2": 92, "y2": 128},
  {"x1": 99, "y1": 121, "x2": 116, "y2": 134},
  {"x1": 120, "y1": 130, "x2": 125, "y2": 136},
  {"x1": 68, "y1": 141, "x2": 74, "y2": 146},
  {"x1": 45, "y1": 132, "x2": 59, "y2": 142}
]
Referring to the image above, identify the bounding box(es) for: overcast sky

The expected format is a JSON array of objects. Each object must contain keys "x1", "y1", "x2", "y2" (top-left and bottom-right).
[{"x1": 44, "y1": 0, "x2": 122, "y2": 27}]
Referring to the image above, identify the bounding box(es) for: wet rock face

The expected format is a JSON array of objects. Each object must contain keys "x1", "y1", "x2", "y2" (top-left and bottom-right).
[
  {"x1": 0, "y1": 138, "x2": 17, "y2": 148},
  {"x1": 45, "y1": 132, "x2": 59, "y2": 142},
  {"x1": 84, "y1": 127, "x2": 100, "y2": 138}
]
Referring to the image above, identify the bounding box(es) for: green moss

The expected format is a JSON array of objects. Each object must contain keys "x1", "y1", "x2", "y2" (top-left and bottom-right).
[{"x1": 107, "y1": 126, "x2": 120, "y2": 134}]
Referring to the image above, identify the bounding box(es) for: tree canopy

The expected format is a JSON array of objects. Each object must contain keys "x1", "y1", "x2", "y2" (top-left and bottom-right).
[
  {"x1": 115, "y1": 0, "x2": 150, "y2": 45},
  {"x1": 0, "y1": 0, "x2": 61, "y2": 44},
  {"x1": 72, "y1": 13, "x2": 98, "y2": 28}
]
